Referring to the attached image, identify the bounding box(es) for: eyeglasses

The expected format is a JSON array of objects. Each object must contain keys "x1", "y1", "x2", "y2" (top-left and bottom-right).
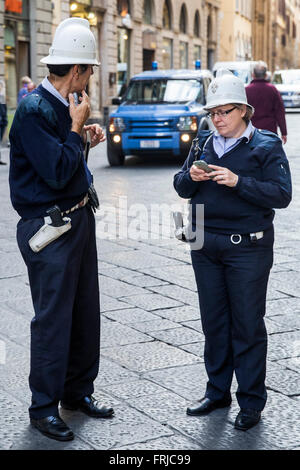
[{"x1": 206, "y1": 107, "x2": 237, "y2": 119}]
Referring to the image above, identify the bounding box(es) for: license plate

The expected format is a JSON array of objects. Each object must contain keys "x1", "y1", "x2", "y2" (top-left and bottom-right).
[{"x1": 140, "y1": 140, "x2": 160, "y2": 148}]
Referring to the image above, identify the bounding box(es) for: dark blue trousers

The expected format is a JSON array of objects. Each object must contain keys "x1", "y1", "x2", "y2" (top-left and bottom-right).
[
  {"x1": 17, "y1": 205, "x2": 100, "y2": 419},
  {"x1": 191, "y1": 227, "x2": 274, "y2": 411}
]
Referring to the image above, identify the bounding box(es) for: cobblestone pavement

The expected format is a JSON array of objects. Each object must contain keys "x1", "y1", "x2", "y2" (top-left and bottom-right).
[{"x1": 0, "y1": 112, "x2": 299, "y2": 451}]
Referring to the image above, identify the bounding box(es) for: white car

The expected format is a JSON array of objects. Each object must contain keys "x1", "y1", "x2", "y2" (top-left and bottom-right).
[{"x1": 272, "y1": 69, "x2": 300, "y2": 108}]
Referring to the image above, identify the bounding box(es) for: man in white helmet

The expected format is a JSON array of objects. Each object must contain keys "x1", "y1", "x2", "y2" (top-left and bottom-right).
[
  {"x1": 9, "y1": 18, "x2": 114, "y2": 441},
  {"x1": 174, "y1": 70, "x2": 292, "y2": 431}
]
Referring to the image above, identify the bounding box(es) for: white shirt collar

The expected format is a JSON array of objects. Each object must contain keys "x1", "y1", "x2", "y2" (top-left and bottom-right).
[{"x1": 41, "y1": 76, "x2": 69, "y2": 107}]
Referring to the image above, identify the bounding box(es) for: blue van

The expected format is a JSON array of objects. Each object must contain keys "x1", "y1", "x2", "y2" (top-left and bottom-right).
[{"x1": 106, "y1": 66, "x2": 213, "y2": 166}]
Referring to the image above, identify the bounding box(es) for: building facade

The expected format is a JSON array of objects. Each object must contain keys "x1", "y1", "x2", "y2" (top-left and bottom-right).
[
  {"x1": 0, "y1": 0, "x2": 221, "y2": 121},
  {"x1": 2, "y1": 0, "x2": 300, "y2": 124},
  {"x1": 252, "y1": 0, "x2": 300, "y2": 71},
  {"x1": 219, "y1": 0, "x2": 252, "y2": 62}
]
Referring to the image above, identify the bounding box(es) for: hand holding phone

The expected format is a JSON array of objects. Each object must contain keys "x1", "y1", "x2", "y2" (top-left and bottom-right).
[{"x1": 193, "y1": 160, "x2": 214, "y2": 173}]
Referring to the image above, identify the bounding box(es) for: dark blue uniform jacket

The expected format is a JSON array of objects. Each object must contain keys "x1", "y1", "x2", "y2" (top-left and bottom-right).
[
  {"x1": 9, "y1": 85, "x2": 92, "y2": 219},
  {"x1": 173, "y1": 129, "x2": 292, "y2": 234}
]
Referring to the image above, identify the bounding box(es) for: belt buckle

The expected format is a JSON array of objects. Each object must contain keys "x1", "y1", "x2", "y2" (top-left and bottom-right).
[{"x1": 230, "y1": 234, "x2": 242, "y2": 245}]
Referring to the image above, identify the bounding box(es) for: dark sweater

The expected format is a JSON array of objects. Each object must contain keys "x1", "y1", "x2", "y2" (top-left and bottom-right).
[
  {"x1": 9, "y1": 85, "x2": 92, "y2": 219},
  {"x1": 173, "y1": 129, "x2": 292, "y2": 234},
  {"x1": 246, "y1": 79, "x2": 287, "y2": 136}
]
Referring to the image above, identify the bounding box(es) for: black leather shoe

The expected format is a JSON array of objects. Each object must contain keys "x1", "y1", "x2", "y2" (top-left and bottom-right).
[
  {"x1": 234, "y1": 409, "x2": 261, "y2": 431},
  {"x1": 187, "y1": 397, "x2": 232, "y2": 416},
  {"x1": 30, "y1": 415, "x2": 74, "y2": 441},
  {"x1": 61, "y1": 395, "x2": 114, "y2": 418}
]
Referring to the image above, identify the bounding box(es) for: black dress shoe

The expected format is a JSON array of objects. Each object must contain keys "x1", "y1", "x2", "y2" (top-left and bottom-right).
[
  {"x1": 30, "y1": 415, "x2": 74, "y2": 441},
  {"x1": 187, "y1": 397, "x2": 232, "y2": 416},
  {"x1": 61, "y1": 395, "x2": 114, "y2": 418},
  {"x1": 234, "y1": 409, "x2": 261, "y2": 431}
]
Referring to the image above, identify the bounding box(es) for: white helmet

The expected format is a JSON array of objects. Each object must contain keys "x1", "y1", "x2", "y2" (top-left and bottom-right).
[
  {"x1": 204, "y1": 69, "x2": 253, "y2": 112},
  {"x1": 41, "y1": 17, "x2": 100, "y2": 66}
]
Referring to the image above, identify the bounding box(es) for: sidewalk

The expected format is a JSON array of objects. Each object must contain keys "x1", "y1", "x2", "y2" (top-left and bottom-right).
[{"x1": 0, "y1": 143, "x2": 299, "y2": 451}]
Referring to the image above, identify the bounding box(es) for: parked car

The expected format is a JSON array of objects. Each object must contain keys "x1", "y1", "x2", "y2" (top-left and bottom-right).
[
  {"x1": 272, "y1": 69, "x2": 300, "y2": 108},
  {"x1": 106, "y1": 67, "x2": 213, "y2": 166},
  {"x1": 212, "y1": 61, "x2": 256, "y2": 85}
]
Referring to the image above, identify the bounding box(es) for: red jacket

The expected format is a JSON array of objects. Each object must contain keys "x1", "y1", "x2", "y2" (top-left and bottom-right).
[{"x1": 246, "y1": 79, "x2": 287, "y2": 136}]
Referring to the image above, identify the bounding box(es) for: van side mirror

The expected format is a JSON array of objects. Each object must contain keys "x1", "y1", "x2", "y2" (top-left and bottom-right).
[{"x1": 112, "y1": 97, "x2": 122, "y2": 105}]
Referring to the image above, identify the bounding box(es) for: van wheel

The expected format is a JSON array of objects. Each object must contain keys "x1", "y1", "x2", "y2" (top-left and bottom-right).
[{"x1": 107, "y1": 142, "x2": 125, "y2": 166}]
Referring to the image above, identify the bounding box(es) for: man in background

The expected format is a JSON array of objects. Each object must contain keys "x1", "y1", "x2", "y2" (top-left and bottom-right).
[{"x1": 246, "y1": 61, "x2": 287, "y2": 144}]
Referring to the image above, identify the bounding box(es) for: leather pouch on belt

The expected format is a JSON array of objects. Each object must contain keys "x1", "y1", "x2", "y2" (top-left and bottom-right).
[{"x1": 28, "y1": 217, "x2": 71, "y2": 253}]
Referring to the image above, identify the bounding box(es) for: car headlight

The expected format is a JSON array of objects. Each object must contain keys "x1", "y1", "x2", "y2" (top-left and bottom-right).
[
  {"x1": 109, "y1": 117, "x2": 126, "y2": 132},
  {"x1": 177, "y1": 116, "x2": 198, "y2": 131}
]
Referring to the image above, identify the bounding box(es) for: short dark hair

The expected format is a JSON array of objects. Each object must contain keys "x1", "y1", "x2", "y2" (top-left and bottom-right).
[{"x1": 47, "y1": 64, "x2": 89, "y2": 77}]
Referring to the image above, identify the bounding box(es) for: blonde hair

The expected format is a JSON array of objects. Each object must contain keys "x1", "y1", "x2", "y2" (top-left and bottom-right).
[{"x1": 233, "y1": 103, "x2": 254, "y2": 124}]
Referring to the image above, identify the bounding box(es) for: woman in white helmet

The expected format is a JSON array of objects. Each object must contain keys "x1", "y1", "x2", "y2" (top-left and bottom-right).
[
  {"x1": 174, "y1": 69, "x2": 292, "y2": 431},
  {"x1": 9, "y1": 18, "x2": 114, "y2": 442}
]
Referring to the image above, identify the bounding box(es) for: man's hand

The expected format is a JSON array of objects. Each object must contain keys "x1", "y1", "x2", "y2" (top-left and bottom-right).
[
  {"x1": 69, "y1": 90, "x2": 91, "y2": 135},
  {"x1": 282, "y1": 135, "x2": 287, "y2": 144},
  {"x1": 82, "y1": 124, "x2": 106, "y2": 148}
]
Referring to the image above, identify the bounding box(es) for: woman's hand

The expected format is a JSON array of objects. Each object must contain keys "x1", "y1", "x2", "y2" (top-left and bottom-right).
[
  {"x1": 207, "y1": 164, "x2": 238, "y2": 187},
  {"x1": 190, "y1": 164, "x2": 214, "y2": 182}
]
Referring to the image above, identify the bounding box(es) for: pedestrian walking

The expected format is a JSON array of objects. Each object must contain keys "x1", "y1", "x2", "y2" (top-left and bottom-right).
[
  {"x1": 17, "y1": 76, "x2": 32, "y2": 103},
  {"x1": 9, "y1": 17, "x2": 114, "y2": 442},
  {"x1": 174, "y1": 70, "x2": 292, "y2": 431},
  {"x1": 246, "y1": 61, "x2": 287, "y2": 144}
]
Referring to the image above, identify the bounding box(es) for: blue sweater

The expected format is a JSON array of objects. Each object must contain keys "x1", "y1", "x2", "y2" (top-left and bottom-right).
[
  {"x1": 173, "y1": 129, "x2": 292, "y2": 234},
  {"x1": 9, "y1": 85, "x2": 92, "y2": 219}
]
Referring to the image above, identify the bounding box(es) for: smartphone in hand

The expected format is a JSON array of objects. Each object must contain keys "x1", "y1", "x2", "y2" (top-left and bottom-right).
[{"x1": 193, "y1": 160, "x2": 214, "y2": 173}]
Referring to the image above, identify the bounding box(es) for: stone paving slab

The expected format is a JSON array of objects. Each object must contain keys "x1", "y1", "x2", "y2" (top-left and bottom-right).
[
  {"x1": 154, "y1": 305, "x2": 201, "y2": 322},
  {"x1": 102, "y1": 378, "x2": 169, "y2": 400},
  {"x1": 268, "y1": 331, "x2": 300, "y2": 361},
  {"x1": 102, "y1": 307, "x2": 160, "y2": 324},
  {"x1": 148, "y1": 326, "x2": 204, "y2": 346},
  {"x1": 128, "y1": 318, "x2": 181, "y2": 333},
  {"x1": 149, "y1": 285, "x2": 199, "y2": 307},
  {"x1": 0, "y1": 304, "x2": 30, "y2": 347},
  {"x1": 101, "y1": 341, "x2": 200, "y2": 373},
  {"x1": 266, "y1": 297, "x2": 300, "y2": 316},
  {"x1": 226, "y1": 391, "x2": 300, "y2": 450},
  {"x1": 143, "y1": 265, "x2": 197, "y2": 290},
  {"x1": 179, "y1": 342, "x2": 205, "y2": 357},
  {"x1": 61, "y1": 403, "x2": 175, "y2": 450},
  {"x1": 120, "y1": 293, "x2": 184, "y2": 311},
  {"x1": 97, "y1": 250, "x2": 186, "y2": 270},
  {"x1": 99, "y1": 275, "x2": 147, "y2": 298},
  {"x1": 116, "y1": 434, "x2": 202, "y2": 450},
  {"x1": 168, "y1": 412, "x2": 278, "y2": 450},
  {"x1": 0, "y1": 277, "x2": 31, "y2": 302},
  {"x1": 94, "y1": 357, "x2": 139, "y2": 388},
  {"x1": 266, "y1": 361, "x2": 300, "y2": 396},
  {"x1": 100, "y1": 320, "x2": 152, "y2": 348},
  {"x1": 277, "y1": 357, "x2": 300, "y2": 373},
  {"x1": 144, "y1": 363, "x2": 208, "y2": 402},
  {"x1": 100, "y1": 293, "x2": 134, "y2": 312}
]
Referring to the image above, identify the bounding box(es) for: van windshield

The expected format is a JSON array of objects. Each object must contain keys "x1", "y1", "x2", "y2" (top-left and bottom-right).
[
  {"x1": 123, "y1": 79, "x2": 203, "y2": 104},
  {"x1": 273, "y1": 70, "x2": 300, "y2": 85}
]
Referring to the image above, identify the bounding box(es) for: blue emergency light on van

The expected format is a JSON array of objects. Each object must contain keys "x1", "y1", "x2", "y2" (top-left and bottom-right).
[{"x1": 107, "y1": 66, "x2": 213, "y2": 166}]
